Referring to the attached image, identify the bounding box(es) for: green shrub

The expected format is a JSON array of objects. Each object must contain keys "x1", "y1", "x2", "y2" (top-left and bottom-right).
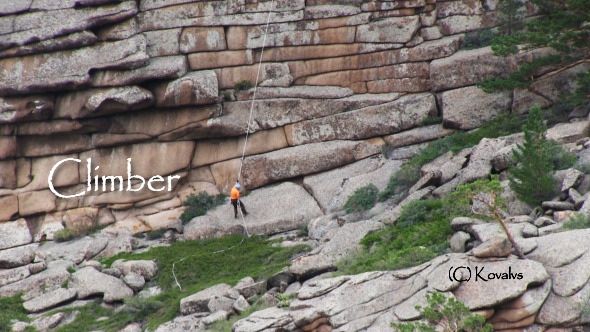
[
  {"x1": 343, "y1": 184, "x2": 379, "y2": 215},
  {"x1": 54, "y1": 228, "x2": 79, "y2": 242},
  {"x1": 0, "y1": 294, "x2": 30, "y2": 332},
  {"x1": 418, "y1": 116, "x2": 443, "y2": 127},
  {"x1": 147, "y1": 229, "x2": 168, "y2": 240},
  {"x1": 462, "y1": 29, "x2": 498, "y2": 50},
  {"x1": 563, "y1": 213, "x2": 590, "y2": 230},
  {"x1": 509, "y1": 106, "x2": 559, "y2": 205},
  {"x1": 233, "y1": 80, "x2": 252, "y2": 91},
  {"x1": 379, "y1": 112, "x2": 525, "y2": 202},
  {"x1": 180, "y1": 192, "x2": 227, "y2": 224},
  {"x1": 392, "y1": 292, "x2": 493, "y2": 332}
]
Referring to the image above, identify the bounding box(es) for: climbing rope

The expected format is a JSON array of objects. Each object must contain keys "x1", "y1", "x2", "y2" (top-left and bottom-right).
[{"x1": 172, "y1": 0, "x2": 275, "y2": 290}]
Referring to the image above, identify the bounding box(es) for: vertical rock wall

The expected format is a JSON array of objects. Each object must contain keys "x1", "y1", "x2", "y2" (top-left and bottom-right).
[{"x1": 0, "y1": 0, "x2": 581, "y2": 237}]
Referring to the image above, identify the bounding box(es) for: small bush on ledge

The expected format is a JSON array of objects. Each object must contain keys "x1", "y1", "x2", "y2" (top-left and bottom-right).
[
  {"x1": 180, "y1": 191, "x2": 227, "y2": 224},
  {"x1": 233, "y1": 80, "x2": 252, "y2": 91},
  {"x1": 343, "y1": 184, "x2": 379, "y2": 216}
]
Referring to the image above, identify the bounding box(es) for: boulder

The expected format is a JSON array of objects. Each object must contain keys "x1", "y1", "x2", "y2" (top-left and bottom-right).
[
  {"x1": 30, "y1": 312, "x2": 64, "y2": 331},
  {"x1": 23, "y1": 288, "x2": 77, "y2": 313},
  {"x1": 526, "y1": 229, "x2": 590, "y2": 267},
  {"x1": 70, "y1": 267, "x2": 134, "y2": 302},
  {"x1": 111, "y1": 259, "x2": 158, "y2": 280},
  {"x1": 430, "y1": 47, "x2": 514, "y2": 91},
  {"x1": 234, "y1": 277, "x2": 266, "y2": 299},
  {"x1": 449, "y1": 231, "x2": 471, "y2": 253},
  {"x1": 180, "y1": 283, "x2": 239, "y2": 315},
  {"x1": 233, "y1": 295, "x2": 250, "y2": 314},
  {"x1": 0, "y1": 243, "x2": 37, "y2": 268},
  {"x1": 512, "y1": 88, "x2": 552, "y2": 114},
  {"x1": 152, "y1": 71, "x2": 218, "y2": 107},
  {"x1": 179, "y1": 27, "x2": 226, "y2": 53},
  {"x1": 95, "y1": 232, "x2": 134, "y2": 258},
  {"x1": 289, "y1": 255, "x2": 337, "y2": 281},
  {"x1": 541, "y1": 201, "x2": 575, "y2": 211},
  {"x1": 123, "y1": 272, "x2": 146, "y2": 292},
  {"x1": 545, "y1": 250, "x2": 590, "y2": 297},
  {"x1": 315, "y1": 220, "x2": 384, "y2": 262},
  {"x1": 38, "y1": 235, "x2": 108, "y2": 264},
  {"x1": 471, "y1": 236, "x2": 512, "y2": 258},
  {"x1": 33, "y1": 212, "x2": 65, "y2": 242},
  {"x1": 0, "y1": 260, "x2": 71, "y2": 297},
  {"x1": 546, "y1": 121, "x2": 590, "y2": 144},
  {"x1": 441, "y1": 86, "x2": 512, "y2": 130},
  {"x1": 537, "y1": 279, "x2": 590, "y2": 325},
  {"x1": 153, "y1": 312, "x2": 207, "y2": 332},
  {"x1": 356, "y1": 16, "x2": 421, "y2": 43},
  {"x1": 489, "y1": 279, "x2": 551, "y2": 326},
  {"x1": 0, "y1": 218, "x2": 32, "y2": 250},
  {"x1": 63, "y1": 207, "x2": 99, "y2": 232},
  {"x1": 184, "y1": 182, "x2": 322, "y2": 240},
  {"x1": 286, "y1": 92, "x2": 437, "y2": 145},
  {"x1": 0, "y1": 35, "x2": 148, "y2": 96}
]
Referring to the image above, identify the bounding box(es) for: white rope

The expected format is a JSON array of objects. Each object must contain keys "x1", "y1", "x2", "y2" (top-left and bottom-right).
[
  {"x1": 237, "y1": 0, "x2": 275, "y2": 182},
  {"x1": 172, "y1": 1, "x2": 275, "y2": 290}
]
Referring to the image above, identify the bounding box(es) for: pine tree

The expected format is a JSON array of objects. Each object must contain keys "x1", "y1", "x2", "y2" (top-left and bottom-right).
[{"x1": 509, "y1": 106, "x2": 556, "y2": 205}]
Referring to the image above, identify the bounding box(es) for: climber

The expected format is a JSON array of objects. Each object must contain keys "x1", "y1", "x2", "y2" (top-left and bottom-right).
[{"x1": 231, "y1": 181, "x2": 248, "y2": 219}]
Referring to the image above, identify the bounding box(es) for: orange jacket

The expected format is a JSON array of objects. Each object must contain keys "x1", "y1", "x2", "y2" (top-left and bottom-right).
[{"x1": 231, "y1": 187, "x2": 240, "y2": 200}]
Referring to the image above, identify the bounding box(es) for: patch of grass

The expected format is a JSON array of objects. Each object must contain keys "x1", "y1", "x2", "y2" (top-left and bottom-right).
[
  {"x1": 0, "y1": 294, "x2": 30, "y2": 332},
  {"x1": 462, "y1": 28, "x2": 498, "y2": 50},
  {"x1": 418, "y1": 116, "x2": 443, "y2": 127},
  {"x1": 343, "y1": 184, "x2": 379, "y2": 215},
  {"x1": 79, "y1": 236, "x2": 310, "y2": 331},
  {"x1": 180, "y1": 191, "x2": 227, "y2": 225},
  {"x1": 54, "y1": 224, "x2": 106, "y2": 243},
  {"x1": 379, "y1": 112, "x2": 525, "y2": 202},
  {"x1": 147, "y1": 229, "x2": 168, "y2": 240},
  {"x1": 233, "y1": 80, "x2": 252, "y2": 91},
  {"x1": 563, "y1": 213, "x2": 590, "y2": 230},
  {"x1": 336, "y1": 197, "x2": 467, "y2": 275}
]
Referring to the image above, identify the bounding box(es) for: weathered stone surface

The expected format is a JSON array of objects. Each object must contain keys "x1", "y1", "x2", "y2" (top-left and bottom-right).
[
  {"x1": 55, "y1": 86, "x2": 154, "y2": 119},
  {"x1": 316, "y1": 220, "x2": 384, "y2": 261},
  {"x1": 23, "y1": 288, "x2": 77, "y2": 313},
  {"x1": 79, "y1": 141, "x2": 194, "y2": 183},
  {"x1": 91, "y1": 55, "x2": 188, "y2": 87},
  {"x1": 303, "y1": 158, "x2": 402, "y2": 213},
  {"x1": 289, "y1": 255, "x2": 336, "y2": 281},
  {"x1": 192, "y1": 128, "x2": 288, "y2": 167},
  {"x1": 542, "y1": 201, "x2": 575, "y2": 211},
  {"x1": 180, "y1": 27, "x2": 226, "y2": 53},
  {"x1": 0, "y1": 30, "x2": 97, "y2": 59},
  {"x1": 30, "y1": 312, "x2": 64, "y2": 331},
  {"x1": 235, "y1": 86, "x2": 354, "y2": 101},
  {"x1": 38, "y1": 235, "x2": 109, "y2": 264},
  {"x1": 241, "y1": 140, "x2": 379, "y2": 189},
  {"x1": 527, "y1": 229, "x2": 590, "y2": 267},
  {"x1": 17, "y1": 189, "x2": 56, "y2": 216},
  {"x1": 287, "y1": 92, "x2": 436, "y2": 145},
  {"x1": 0, "y1": 265, "x2": 30, "y2": 287},
  {"x1": 0, "y1": 95, "x2": 54, "y2": 124},
  {"x1": 546, "y1": 121, "x2": 590, "y2": 144},
  {"x1": 137, "y1": 208, "x2": 183, "y2": 232},
  {"x1": 17, "y1": 135, "x2": 91, "y2": 157},
  {"x1": 459, "y1": 134, "x2": 523, "y2": 186},
  {"x1": 95, "y1": 232, "x2": 134, "y2": 258},
  {"x1": 16, "y1": 118, "x2": 109, "y2": 136},
  {"x1": 0, "y1": 0, "x2": 32, "y2": 15},
  {"x1": 153, "y1": 71, "x2": 218, "y2": 107},
  {"x1": 430, "y1": 47, "x2": 513, "y2": 91},
  {"x1": 0, "y1": 260, "x2": 71, "y2": 297},
  {"x1": 537, "y1": 278, "x2": 590, "y2": 325},
  {"x1": 184, "y1": 182, "x2": 322, "y2": 239},
  {"x1": 546, "y1": 250, "x2": 590, "y2": 297},
  {"x1": 180, "y1": 283, "x2": 238, "y2": 315},
  {"x1": 356, "y1": 16, "x2": 420, "y2": 43},
  {"x1": 0, "y1": 137, "x2": 16, "y2": 160},
  {"x1": 0, "y1": 35, "x2": 148, "y2": 96},
  {"x1": 441, "y1": 86, "x2": 512, "y2": 130},
  {"x1": 111, "y1": 259, "x2": 158, "y2": 280},
  {"x1": 512, "y1": 88, "x2": 552, "y2": 114},
  {"x1": 0, "y1": 195, "x2": 18, "y2": 222},
  {"x1": 0, "y1": 243, "x2": 37, "y2": 268},
  {"x1": 63, "y1": 207, "x2": 99, "y2": 232},
  {"x1": 153, "y1": 312, "x2": 207, "y2": 332},
  {"x1": 0, "y1": 1, "x2": 137, "y2": 50},
  {"x1": 489, "y1": 279, "x2": 551, "y2": 326},
  {"x1": 0, "y1": 218, "x2": 32, "y2": 250},
  {"x1": 70, "y1": 267, "x2": 134, "y2": 302},
  {"x1": 144, "y1": 29, "x2": 181, "y2": 57},
  {"x1": 472, "y1": 236, "x2": 512, "y2": 258},
  {"x1": 0, "y1": 160, "x2": 16, "y2": 190},
  {"x1": 20, "y1": 153, "x2": 80, "y2": 192},
  {"x1": 383, "y1": 124, "x2": 454, "y2": 149}
]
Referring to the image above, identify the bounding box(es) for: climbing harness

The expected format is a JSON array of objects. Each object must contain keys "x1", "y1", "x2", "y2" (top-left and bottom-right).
[{"x1": 172, "y1": 0, "x2": 275, "y2": 290}]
